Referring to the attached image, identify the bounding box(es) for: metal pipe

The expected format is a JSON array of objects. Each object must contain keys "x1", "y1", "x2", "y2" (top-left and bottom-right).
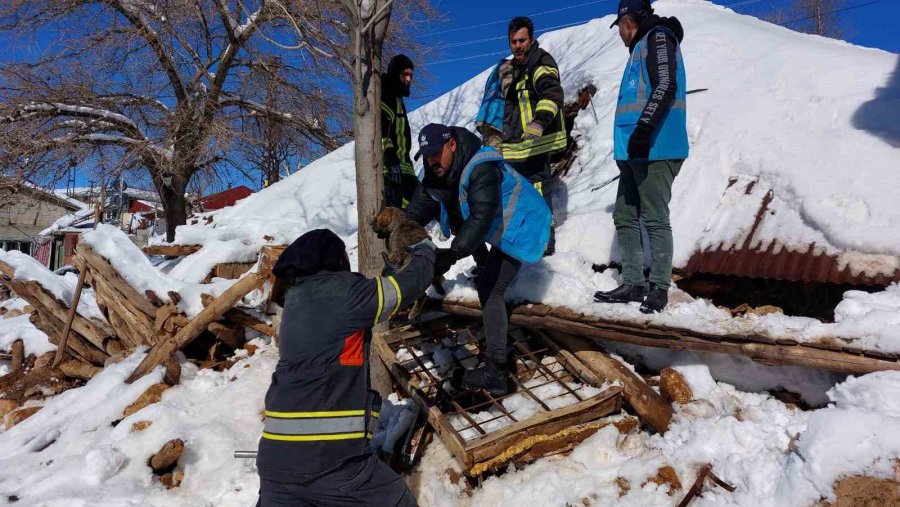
[{"x1": 234, "y1": 450, "x2": 258, "y2": 459}]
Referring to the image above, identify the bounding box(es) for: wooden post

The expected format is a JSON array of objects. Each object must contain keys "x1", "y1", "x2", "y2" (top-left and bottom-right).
[
  {"x1": 10, "y1": 339, "x2": 24, "y2": 372},
  {"x1": 53, "y1": 268, "x2": 88, "y2": 368},
  {"x1": 548, "y1": 332, "x2": 674, "y2": 434},
  {"x1": 126, "y1": 272, "x2": 267, "y2": 383}
]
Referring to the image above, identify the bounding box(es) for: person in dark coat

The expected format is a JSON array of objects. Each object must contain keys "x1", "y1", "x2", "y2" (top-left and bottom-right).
[
  {"x1": 381, "y1": 54, "x2": 419, "y2": 208},
  {"x1": 405, "y1": 124, "x2": 550, "y2": 395},
  {"x1": 256, "y1": 229, "x2": 434, "y2": 506}
]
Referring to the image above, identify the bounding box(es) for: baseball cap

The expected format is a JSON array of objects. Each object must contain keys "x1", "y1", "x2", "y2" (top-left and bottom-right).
[
  {"x1": 414, "y1": 123, "x2": 453, "y2": 160},
  {"x1": 610, "y1": 0, "x2": 651, "y2": 28}
]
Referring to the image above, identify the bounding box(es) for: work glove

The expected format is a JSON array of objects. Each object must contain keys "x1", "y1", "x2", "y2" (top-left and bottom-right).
[
  {"x1": 434, "y1": 248, "x2": 458, "y2": 277},
  {"x1": 384, "y1": 163, "x2": 403, "y2": 186},
  {"x1": 627, "y1": 123, "x2": 653, "y2": 160},
  {"x1": 523, "y1": 121, "x2": 544, "y2": 141}
]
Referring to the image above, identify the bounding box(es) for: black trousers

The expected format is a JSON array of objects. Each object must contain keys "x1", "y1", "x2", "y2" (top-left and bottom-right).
[
  {"x1": 507, "y1": 155, "x2": 554, "y2": 223},
  {"x1": 257, "y1": 455, "x2": 417, "y2": 507},
  {"x1": 476, "y1": 247, "x2": 522, "y2": 365},
  {"x1": 384, "y1": 173, "x2": 419, "y2": 209}
]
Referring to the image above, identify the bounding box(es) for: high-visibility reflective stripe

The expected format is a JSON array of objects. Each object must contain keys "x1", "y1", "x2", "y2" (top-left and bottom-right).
[
  {"x1": 386, "y1": 276, "x2": 402, "y2": 318},
  {"x1": 376, "y1": 276, "x2": 398, "y2": 323},
  {"x1": 533, "y1": 182, "x2": 543, "y2": 195},
  {"x1": 265, "y1": 410, "x2": 366, "y2": 418},
  {"x1": 516, "y1": 78, "x2": 531, "y2": 132},
  {"x1": 265, "y1": 415, "x2": 366, "y2": 435},
  {"x1": 262, "y1": 432, "x2": 369, "y2": 442},
  {"x1": 535, "y1": 99, "x2": 558, "y2": 117},
  {"x1": 502, "y1": 131, "x2": 568, "y2": 160},
  {"x1": 380, "y1": 102, "x2": 395, "y2": 120},
  {"x1": 395, "y1": 99, "x2": 412, "y2": 173},
  {"x1": 487, "y1": 168, "x2": 523, "y2": 245},
  {"x1": 532, "y1": 65, "x2": 559, "y2": 83},
  {"x1": 374, "y1": 276, "x2": 384, "y2": 325}
]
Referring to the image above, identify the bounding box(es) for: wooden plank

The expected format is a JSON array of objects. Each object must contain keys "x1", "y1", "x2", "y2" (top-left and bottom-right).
[
  {"x1": 11, "y1": 339, "x2": 24, "y2": 372},
  {"x1": 91, "y1": 275, "x2": 154, "y2": 347},
  {"x1": 77, "y1": 246, "x2": 158, "y2": 316},
  {"x1": 466, "y1": 387, "x2": 622, "y2": 465},
  {"x1": 442, "y1": 302, "x2": 900, "y2": 375},
  {"x1": 53, "y1": 268, "x2": 88, "y2": 368},
  {"x1": 548, "y1": 332, "x2": 673, "y2": 434},
  {"x1": 30, "y1": 312, "x2": 107, "y2": 365},
  {"x1": 126, "y1": 272, "x2": 267, "y2": 383},
  {"x1": 142, "y1": 244, "x2": 202, "y2": 256},
  {"x1": 222, "y1": 308, "x2": 277, "y2": 337},
  {"x1": 214, "y1": 262, "x2": 255, "y2": 280}
]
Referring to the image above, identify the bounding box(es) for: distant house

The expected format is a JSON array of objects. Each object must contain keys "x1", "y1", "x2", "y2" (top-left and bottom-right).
[
  {"x1": 193, "y1": 186, "x2": 253, "y2": 212},
  {"x1": 0, "y1": 182, "x2": 85, "y2": 259}
]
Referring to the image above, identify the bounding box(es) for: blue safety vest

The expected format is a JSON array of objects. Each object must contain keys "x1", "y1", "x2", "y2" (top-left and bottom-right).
[
  {"x1": 455, "y1": 148, "x2": 551, "y2": 263},
  {"x1": 614, "y1": 27, "x2": 688, "y2": 161}
]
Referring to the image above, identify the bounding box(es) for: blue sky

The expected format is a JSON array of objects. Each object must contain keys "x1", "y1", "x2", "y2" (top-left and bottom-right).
[{"x1": 407, "y1": 0, "x2": 900, "y2": 110}]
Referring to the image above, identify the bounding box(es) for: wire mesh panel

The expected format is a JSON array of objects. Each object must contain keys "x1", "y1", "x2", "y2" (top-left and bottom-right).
[{"x1": 375, "y1": 313, "x2": 623, "y2": 474}]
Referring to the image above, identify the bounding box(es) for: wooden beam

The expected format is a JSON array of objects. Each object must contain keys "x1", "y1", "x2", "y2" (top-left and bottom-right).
[
  {"x1": 126, "y1": 272, "x2": 267, "y2": 383},
  {"x1": 77, "y1": 245, "x2": 158, "y2": 316},
  {"x1": 547, "y1": 332, "x2": 673, "y2": 434},
  {"x1": 222, "y1": 308, "x2": 277, "y2": 337},
  {"x1": 10, "y1": 339, "x2": 24, "y2": 372},
  {"x1": 142, "y1": 244, "x2": 202, "y2": 256},
  {"x1": 442, "y1": 302, "x2": 900, "y2": 375},
  {"x1": 53, "y1": 268, "x2": 87, "y2": 368}
]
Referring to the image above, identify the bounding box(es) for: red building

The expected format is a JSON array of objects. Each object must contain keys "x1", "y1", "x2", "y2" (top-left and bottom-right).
[{"x1": 193, "y1": 186, "x2": 254, "y2": 212}]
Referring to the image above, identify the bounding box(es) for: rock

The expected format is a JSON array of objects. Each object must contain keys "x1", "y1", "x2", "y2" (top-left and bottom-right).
[
  {"x1": 660, "y1": 367, "x2": 693, "y2": 404},
  {"x1": 123, "y1": 383, "x2": 170, "y2": 418},
  {"x1": 643, "y1": 465, "x2": 682, "y2": 496},
  {"x1": 0, "y1": 399, "x2": 19, "y2": 419},
  {"x1": 150, "y1": 438, "x2": 185, "y2": 472},
  {"x1": 131, "y1": 420, "x2": 152, "y2": 432},
  {"x1": 159, "y1": 470, "x2": 184, "y2": 489},
  {"x1": 4, "y1": 406, "x2": 41, "y2": 429}
]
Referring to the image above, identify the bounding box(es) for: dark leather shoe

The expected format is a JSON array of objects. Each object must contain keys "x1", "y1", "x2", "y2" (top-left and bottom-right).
[
  {"x1": 640, "y1": 283, "x2": 668, "y2": 314},
  {"x1": 594, "y1": 284, "x2": 646, "y2": 304},
  {"x1": 461, "y1": 358, "x2": 510, "y2": 397}
]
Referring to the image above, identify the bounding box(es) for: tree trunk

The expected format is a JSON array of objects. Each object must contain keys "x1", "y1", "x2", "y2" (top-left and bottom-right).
[
  {"x1": 349, "y1": 1, "x2": 392, "y2": 396},
  {"x1": 158, "y1": 180, "x2": 189, "y2": 242}
]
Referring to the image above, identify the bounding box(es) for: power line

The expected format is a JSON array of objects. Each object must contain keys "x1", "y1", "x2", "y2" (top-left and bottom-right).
[
  {"x1": 436, "y1": 17, "x2": 603, "y2": 50},
  {"x1": 424, "y1": 0, "x2": 614, "y2": 37},
  {"x1": 780, "y1": 0, "x2": 888, "y2": 25}
]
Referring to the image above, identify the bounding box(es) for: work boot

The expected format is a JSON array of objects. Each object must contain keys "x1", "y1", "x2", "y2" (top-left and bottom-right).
[
  {"x1": 640, "y1": 283, "x2": 668, "y2": 314},
  {"x1": 594, "y1": 284, "x2": 646, "y2": 304},
  {"x1": 461, "y1": 358, "x2": 510, "y2": 397}
]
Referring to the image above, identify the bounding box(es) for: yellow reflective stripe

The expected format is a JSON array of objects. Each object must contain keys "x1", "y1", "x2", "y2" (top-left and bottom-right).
[
  {"x1": 380, "y1": 101, "x2": 395, "y2": 120},
  {"x1": 533, "y1": 182, "x2": 543, "y2": 195},
  {"x1": 382, "y1": 137, "x2": 394, "y2": 150},
  {"x1": 516, "y1": 78, "x2": 530, "y2": 132},
  {"x1": 265, "y1": 410, "x2": 366, "y2": 418},
  {"x1": 535, "y1": 99, "x2": 558, "y2": 117},
  {"x1": 372, "y1": 411, "x2": 380, "y2": 418},
  {"x1": 532, "y1": 65, "x2": 559, "y2": 83},
  {"x1": 502, "y1": 133, "x2": 568, "y2": 160},
  {"x1": 374, "y1": 276, "x2": 384, "y2": 325},
  {"x1": 262, "y1": 432, "x2": 367, "y2": 442},
  {"x1": 387, "y1": 275, "x2": 402, "y2": 318}
]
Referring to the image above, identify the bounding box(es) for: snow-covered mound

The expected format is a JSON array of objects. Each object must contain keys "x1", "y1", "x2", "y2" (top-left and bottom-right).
[{"x1": 167, "y1": 0, "x2": 900, "y2": 351}]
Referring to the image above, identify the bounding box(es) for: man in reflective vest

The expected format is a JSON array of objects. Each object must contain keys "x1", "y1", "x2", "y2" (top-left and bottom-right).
[
  {"x1": 594, "y1": 0, "x2": 688, "y2": 314},
  {"x1": 500, "y1": 16, "x2": 566, "y2": 256},
  {"x1": 256, "y1": 229, "x2": 434, "y2": 506},
  {"x1": 406, "y1": 124, "x2": 550, "y2": 396},
  {"x1": 381, "y1": 54, "x2": 419, "y2": 208}
]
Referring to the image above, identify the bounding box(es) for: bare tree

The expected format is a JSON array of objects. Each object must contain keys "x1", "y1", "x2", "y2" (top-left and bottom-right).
[
  {"x1": 765, "y1": 0, "x2": 845, "y2": 38},
  {"x1": 0, "y1": 1, "x2": 349, "y2": 241}
]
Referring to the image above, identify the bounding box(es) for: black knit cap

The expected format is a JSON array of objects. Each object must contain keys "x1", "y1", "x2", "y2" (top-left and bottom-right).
[
  {"x1": 273, "y1": 229, "x2": 350, "y2": 280},
  {"x1": 387, "y1": 54, "x2": 414, "y2": 77}
]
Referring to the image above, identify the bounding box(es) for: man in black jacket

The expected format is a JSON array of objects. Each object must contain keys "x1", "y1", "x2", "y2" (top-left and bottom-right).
[
  {"x1": 405, "y1": 124, "x2": 516, "y2": 395},
  {"x1": 502, "y1": 16, "x2": 566, "y2": 255},
  {"x1": 256, "y1": 229, "x2": 434, "y2": 506},
  {"x1": 381, "y1": 55, "x2": 419, "y2": 208}
]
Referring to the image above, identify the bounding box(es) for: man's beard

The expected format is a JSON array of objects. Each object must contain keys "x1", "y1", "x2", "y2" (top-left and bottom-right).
[{"x1": 398, "y1": 79, "x2": 411, "y2": 97}]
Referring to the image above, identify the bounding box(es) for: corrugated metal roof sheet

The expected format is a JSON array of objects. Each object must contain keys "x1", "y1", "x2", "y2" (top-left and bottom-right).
[{"x1": 685, "y1": 177, "x2": 900, "y2": 286}]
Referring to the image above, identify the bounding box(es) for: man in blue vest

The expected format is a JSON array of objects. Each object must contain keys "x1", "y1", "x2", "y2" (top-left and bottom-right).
[
  {"x1": 256, "y1": 229, "x2": 434, "y2": 506},
  {"x1": 594, "y1": 0, "x2": 688, "y2": 314},
  {"x1": 406, "y1": 124, "x2": 550, "y2": 396}
]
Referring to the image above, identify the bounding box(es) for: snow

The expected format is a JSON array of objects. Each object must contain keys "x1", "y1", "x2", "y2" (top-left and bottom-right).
[
  {"x1": 81, "y1": 224, "x2": 244, "y2": 316},
  {"x1": 0, "y1": 311, "x2": 54, "y2": 357}
]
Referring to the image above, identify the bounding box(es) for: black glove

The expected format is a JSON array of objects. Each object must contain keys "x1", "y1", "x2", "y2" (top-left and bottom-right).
[
  {"x1": 434, "y1": 248, "x2": 458, "y2": 277},
  {"x1": 627, "y1": 123, "x2": 653, "y2": 160},
  {"x1": 384, "y1": 163, "x2": 403, "y2": 185}
]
